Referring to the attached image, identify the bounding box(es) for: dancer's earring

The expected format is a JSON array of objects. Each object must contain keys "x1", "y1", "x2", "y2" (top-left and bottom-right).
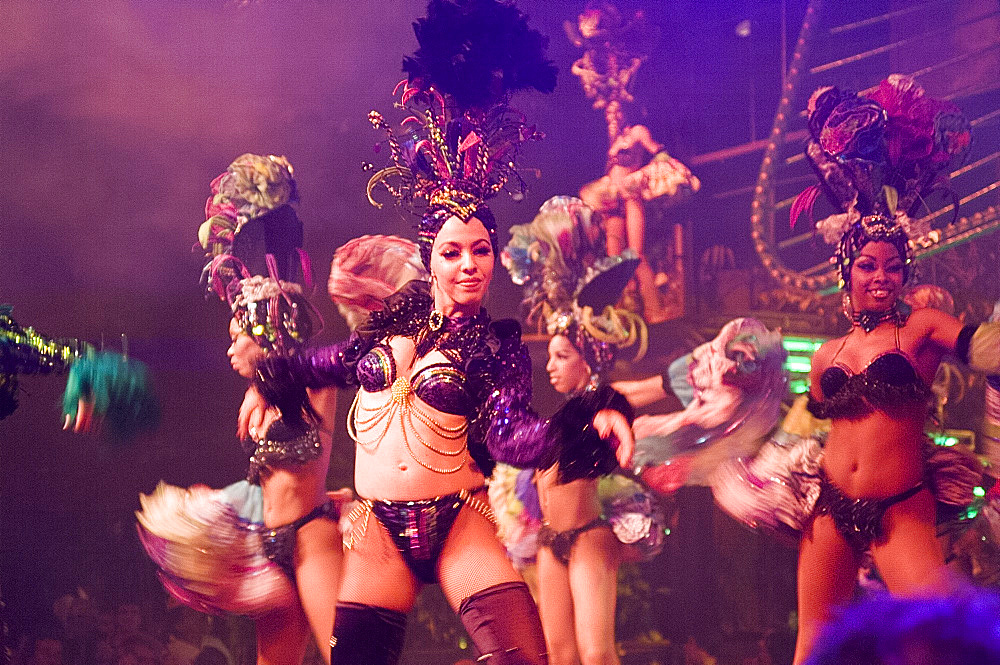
[{"x1": 841, "y1": 292, "x2": 853, "y2": 321}]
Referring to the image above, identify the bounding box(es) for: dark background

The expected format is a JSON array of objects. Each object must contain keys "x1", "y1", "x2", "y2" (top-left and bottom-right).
[{"x1": 4, "y1": 0, "x2": 997, "y2": 661}]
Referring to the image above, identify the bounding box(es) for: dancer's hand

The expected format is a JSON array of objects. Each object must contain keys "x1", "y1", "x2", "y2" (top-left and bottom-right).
[
  {"x1": 238, "y1": 385, "x2": 276, "y2": 441},
  {"x1": 594, "y1": 408, "x2": 635, "y2": 468}
]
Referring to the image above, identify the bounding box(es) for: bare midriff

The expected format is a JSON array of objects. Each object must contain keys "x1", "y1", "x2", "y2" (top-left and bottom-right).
[
  {"x1": 352, "y1": 387, "x2": 484, "y2": 500},
  {"x1": 822, "y1": 406, "x2": 928, "y2": 498},
  {"x1": 260, "y1": 431, "x2": 334, "y2": 527},
  {"x1": 535, "y1": 466, "x2": 602, "y2": 531}
]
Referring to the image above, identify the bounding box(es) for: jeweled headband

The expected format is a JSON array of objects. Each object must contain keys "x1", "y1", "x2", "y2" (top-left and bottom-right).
[
  {"x1": 229, "y1": 272, "x2": 317, "y2": 352},
  {"x1": 790, "y1": 75, "x2": 970, "y2": 288},
  {"x1": 836, "y1": 215, "x2": 912, "y2": 289},
  {"x1": 366, "y1": 0, "x2": 557, "y2": 268}
]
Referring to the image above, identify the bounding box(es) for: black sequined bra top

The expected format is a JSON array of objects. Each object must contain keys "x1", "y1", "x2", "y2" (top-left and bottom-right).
[
  {"x1": 355, "y1": 343, "x2": 472, "y2": 416},
  {"x1": 807, "y1": 326, "x2": 931, "y2": 420},
  {"x1": 243, "y1": 419, "x2": 323, "y2": 485}
]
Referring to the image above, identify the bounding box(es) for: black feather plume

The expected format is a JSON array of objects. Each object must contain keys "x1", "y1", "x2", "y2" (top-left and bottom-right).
[{"x1": 403, "y1": 0, "x2": 558, "y2": 111}]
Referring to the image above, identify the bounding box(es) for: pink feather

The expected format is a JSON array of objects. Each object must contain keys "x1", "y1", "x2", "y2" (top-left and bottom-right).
[{"x1": 789, "y1": 185, "x2": 821, "y2": 230}]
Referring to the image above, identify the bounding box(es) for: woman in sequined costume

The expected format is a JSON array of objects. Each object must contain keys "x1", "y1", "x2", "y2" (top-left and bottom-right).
[
  {"x1": 771, "y1": 78, "x2": 996, "y2": 663},
  {"x1": 250, "y1": 6, "x2": 635, "y2": 660},
  {"x1": 536, "y1": 334, "x2": 633, "y2": 665},
  {"x1": 605, "y1": 125, "x2": 667, "y2": 322},
  {"x1": 141, "y1": 282, "x2": 343, "y2": 665},
  {"x1": 255, "y1": 210, "x2": 635, "y2": 664},
  {"x1": 229, "y1": 302, "x2": 342, "y2": 665},
  {"x1": 794, "y1": 234, "x2": 964, "y2": 662},
  {"x1": 137, "y1": 154, "x2": 344, "y2": 665},
  {"x1": 500, "y1": 195, "x2": 657, "y2": 665},
  {"x1": 579, "y1": 125, "x2": 699, "y2": 324}
]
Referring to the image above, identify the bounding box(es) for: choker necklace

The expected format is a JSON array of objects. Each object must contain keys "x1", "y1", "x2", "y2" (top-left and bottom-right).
[{"x1": 852, "y1": 306, "x2": 905, "y2": 333}]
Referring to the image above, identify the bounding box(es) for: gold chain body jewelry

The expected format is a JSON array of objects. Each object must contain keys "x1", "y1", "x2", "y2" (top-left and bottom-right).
[
  {"x1": 347, "y1": 377, "x2": 469, "y2": 474},
  {"x1": 458, "y1": 488, "x2": 498, "y2": 529},
  {"x1": 343, "y1": 499, "x2": 373, "y2": 550}
]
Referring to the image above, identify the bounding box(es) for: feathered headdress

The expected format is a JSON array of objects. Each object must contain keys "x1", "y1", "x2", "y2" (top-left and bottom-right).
[
  {"x1": 366, "y1": 0, "x2": 557, "y2": 268},
  {"x1": 790, "y1": 75, "x2": 971, "y2": 287},
  {"x1": 502, "y1": 196, "x2": 645, "y2": 378},
  {"x1": 195, "y1": 153, "x2": 319, "y2": 351}
]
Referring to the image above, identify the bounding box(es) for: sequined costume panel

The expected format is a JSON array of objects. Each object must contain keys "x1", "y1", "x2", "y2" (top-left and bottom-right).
[
  {"x1": 371, "y1": 494, "x2": 467, "y2": 584},
  {"x1": 807, "y1": 337, "x2": 931, "y2": 420},
  {"x1": 345, "y1": 489, "x2": 496, "y2": 584},
  {"x1": 259, "y1": 281, "x2": 597, "y2": 475},
  {"x1": 537, "y1": 519, "x2": 606, "y2": 565},
  {"x1": 261, "y1": 500, "x2": 339, "y2": 579},
  {"x1": 815, "y1": 473, "x2": 924, "y2": 551},
  {"x1": 467, "y1": 319, "x2": 552, "y2": 472},
  {"x1": 410, "y1": 363, "x2": 473, "y2": 416},
  {"x1": 241, "y1": 420, "x2": 324, "y2": 484},
  {"x1": 356, "y1": 346, "x2": 473, "y2": 417},
  {"x1": 355, "y1": 344, "x2": 396, "y2": 392}
]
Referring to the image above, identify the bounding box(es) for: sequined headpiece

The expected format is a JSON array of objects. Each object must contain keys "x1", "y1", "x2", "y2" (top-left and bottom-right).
[
  {"x1": 366, "y1": 0, "x2": 557, "y2": 269},
  {"x1": 195, "y1": 153, "x2": 319, "y2": 351},
  {"x1": 790, "y1": 75, "x2": 971, "y2": 288},
  {"x1": 229, "y1": 271, "x2": 318, "y2": 352},
  {"x1": 502, "y1": 196, "x2": 645, "y2": 379}
]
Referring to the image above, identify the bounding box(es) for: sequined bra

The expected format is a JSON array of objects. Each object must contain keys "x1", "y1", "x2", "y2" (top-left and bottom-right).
[
  {"x1": 243, "y1": 420, "x2": 323, "y2": 484},
  {"x1": 356, "y1": 344, "x2": 472, "y2": 416},
  {"x1": 807, "y1": 327, "x2": 931, "y2": 420},
  {"x1": 347, "y1": 320, "x2": 486, "y2": 475}
]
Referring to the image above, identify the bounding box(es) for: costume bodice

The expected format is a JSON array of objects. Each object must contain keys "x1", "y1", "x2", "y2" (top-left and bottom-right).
[
  {"x1": 807, "y1": 326, "x2": 931, "y2": 420},
  {"x1": 356, "y1": 344, "x2": 472, "y2": 416},
  {"x1": 243, "y1": 419, "x2": 323, "y2": 484}
]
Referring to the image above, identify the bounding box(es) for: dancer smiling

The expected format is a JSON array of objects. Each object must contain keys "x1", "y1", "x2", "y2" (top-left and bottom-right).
[
  {"x1": 712, "y1": 76, "x2": 991, "y2": 664},
  {"x1": 250, "y1": 4, "x2": 635, "y2": 663}
]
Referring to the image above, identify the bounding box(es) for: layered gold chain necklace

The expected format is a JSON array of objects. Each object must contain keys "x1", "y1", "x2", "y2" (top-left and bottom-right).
[{"x1": 347, "y1": 376, "x2": 469, "y2": 474}]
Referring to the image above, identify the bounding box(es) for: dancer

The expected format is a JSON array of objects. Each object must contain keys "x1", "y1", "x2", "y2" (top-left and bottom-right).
[
  {"x1": 579, "y1": 125, "x2": 699, "y2": 324},
  {"x1": 250, "y1": 4, "x2": 635, "y2": 663},
  {"x1": 751, "y1": 76, "x2": 988, "y2": 663},
  {"x1": 566, "y1": 3, "x2": 698, "y2": 324},
  {"x1": 137, "y1": 154, "x2": 343, "y2": 665},
  {"x1": 502, "y1": 195, "x2": 663, "y2": 665}
]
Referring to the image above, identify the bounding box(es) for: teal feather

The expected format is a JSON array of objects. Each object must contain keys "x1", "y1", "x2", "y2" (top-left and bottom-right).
[{"x1": 62, "y1": 352, "x2": 160, "y2": 440}]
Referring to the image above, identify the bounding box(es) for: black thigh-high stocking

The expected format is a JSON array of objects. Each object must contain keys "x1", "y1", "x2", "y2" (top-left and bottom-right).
[
  {"x1": 459, "y1": 581, "x2": 548, "y2": 664},
  {"x1": 330, "y1": 601, "x2": 407, "y2": 665}
]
